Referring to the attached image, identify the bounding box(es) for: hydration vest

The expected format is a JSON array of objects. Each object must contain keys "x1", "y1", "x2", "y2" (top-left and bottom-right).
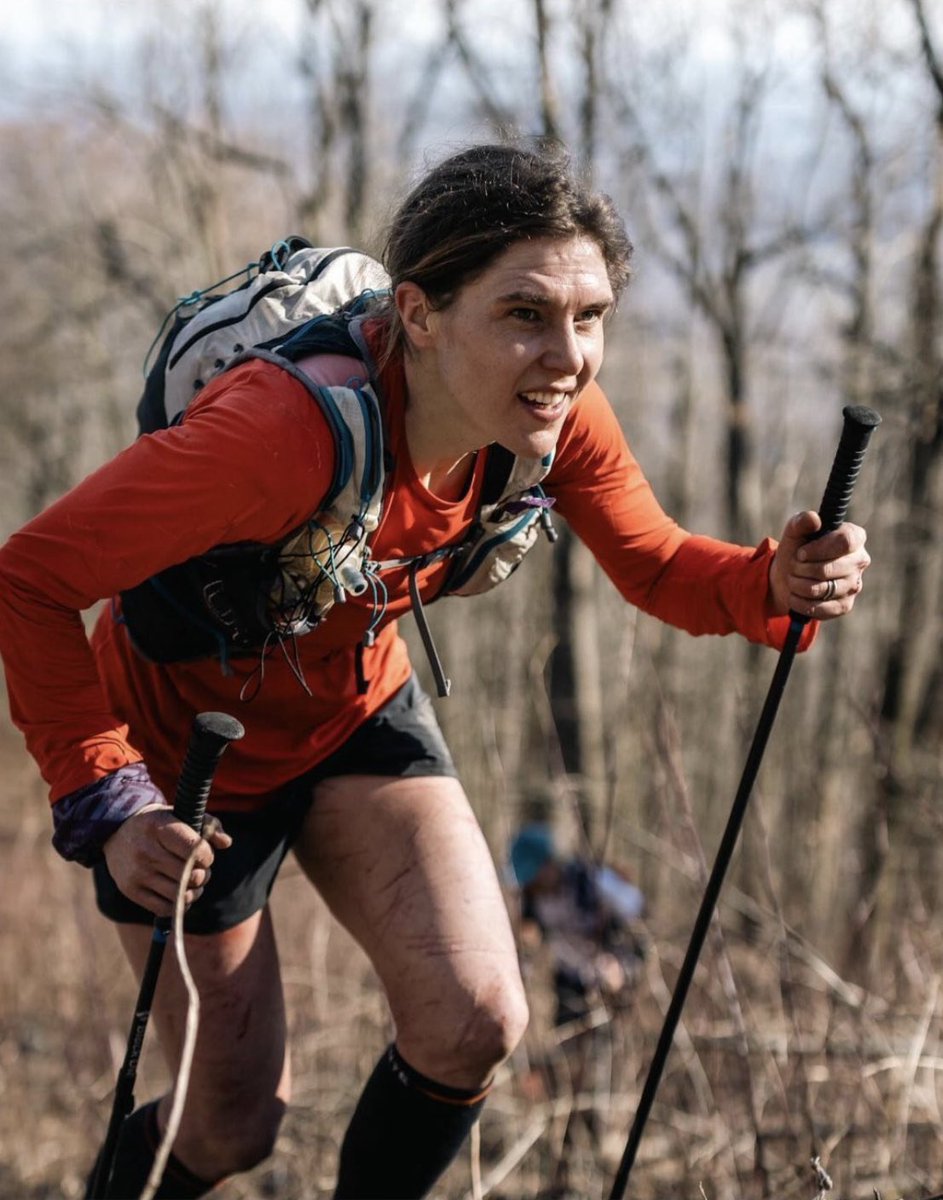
[{"x1": 119, "y1": 302, "x2": 557, "y2": 696}]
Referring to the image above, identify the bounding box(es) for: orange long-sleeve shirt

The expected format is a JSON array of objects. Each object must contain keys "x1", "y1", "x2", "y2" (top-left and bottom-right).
[{"x1": 0, "y1": 338, "x2": 812, "y2": 810}]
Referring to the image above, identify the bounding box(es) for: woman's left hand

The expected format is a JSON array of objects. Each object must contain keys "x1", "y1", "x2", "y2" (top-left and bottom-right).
[{"x1": 769, "y1": 511, "x2": 870, "y2": 620}]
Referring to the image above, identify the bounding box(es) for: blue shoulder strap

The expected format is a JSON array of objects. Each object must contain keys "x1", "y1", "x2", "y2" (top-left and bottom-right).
[{"x1": 220, "y1": 342, "x2": 384, "y2": 520}]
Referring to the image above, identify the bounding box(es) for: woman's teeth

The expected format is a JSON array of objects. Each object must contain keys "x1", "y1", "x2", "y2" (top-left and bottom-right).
[{"x1": 520, "y1": 392, "x2": 563, "y2": 408}]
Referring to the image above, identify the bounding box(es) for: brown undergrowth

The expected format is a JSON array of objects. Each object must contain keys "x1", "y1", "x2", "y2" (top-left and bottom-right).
[{"x1": 1, "y1": 740, "x2": 942, "y2": 1200}]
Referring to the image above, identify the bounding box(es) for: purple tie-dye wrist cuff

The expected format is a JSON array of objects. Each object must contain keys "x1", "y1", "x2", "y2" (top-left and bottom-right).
[{"x1": 51, "y1": 762, "x2": 166, "y2": 867}]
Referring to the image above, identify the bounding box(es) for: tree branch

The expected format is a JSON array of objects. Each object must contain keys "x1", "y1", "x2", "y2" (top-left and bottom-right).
[{"x1": 907, "y1": 0, "x2": 943, "y2": 121}]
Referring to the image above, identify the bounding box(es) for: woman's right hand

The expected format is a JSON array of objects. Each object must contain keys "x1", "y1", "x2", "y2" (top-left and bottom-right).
[{"x1": 102, "y1": 807, "x2": 232, "y2": 918}]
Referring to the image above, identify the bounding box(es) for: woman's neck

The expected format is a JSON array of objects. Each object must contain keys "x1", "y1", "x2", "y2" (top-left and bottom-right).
[{"x1": 402, "y1": 355, "x2": 481, "y2": 501}]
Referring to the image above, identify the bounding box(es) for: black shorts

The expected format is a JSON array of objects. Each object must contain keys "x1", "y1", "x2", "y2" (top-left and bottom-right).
[{"x1": 92, "y1": 674, "x2": 457, "y2": 934}]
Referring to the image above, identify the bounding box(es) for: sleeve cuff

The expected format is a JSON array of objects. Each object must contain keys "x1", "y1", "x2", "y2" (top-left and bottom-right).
[{"x1": 51, "y1": 762, "x2": 166, "y2": 866}]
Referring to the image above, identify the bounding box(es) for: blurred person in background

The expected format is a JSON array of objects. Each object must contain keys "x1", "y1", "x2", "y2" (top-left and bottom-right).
[
  {"x1": 508, "y1": 820, "x2": 648, "y2": 1199},
  {"x1": 509, "y1": 821, "x2": 647, "y2": 1028}
]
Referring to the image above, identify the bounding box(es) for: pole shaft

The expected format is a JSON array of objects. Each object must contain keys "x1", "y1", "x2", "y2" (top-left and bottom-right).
[
  {"x1": 88, "y1": 712, "x2": 244, "y2": 1199},
  {"x1": 608, "y1": 406, "x2": 881, "y2": 1200}
]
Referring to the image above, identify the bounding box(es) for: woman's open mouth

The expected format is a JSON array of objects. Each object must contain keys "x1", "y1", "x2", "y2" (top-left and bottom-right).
[{"x1": 518, "y1": 391, "x2": 569, "y2": 421}]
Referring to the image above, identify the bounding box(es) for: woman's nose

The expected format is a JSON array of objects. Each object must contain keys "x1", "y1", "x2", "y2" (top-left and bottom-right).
[{"x1": 541, "y1": 325, "x2": 584, "y2": 377}]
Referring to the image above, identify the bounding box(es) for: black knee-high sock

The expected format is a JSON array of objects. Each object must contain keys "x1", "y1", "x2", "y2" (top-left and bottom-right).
[
  {"x1": 85, "y1": 1100, "x2": 217, "y2": 1199},
  {"x1": 333, "y1": 1043, "x2": 491, "y2": 1199}
]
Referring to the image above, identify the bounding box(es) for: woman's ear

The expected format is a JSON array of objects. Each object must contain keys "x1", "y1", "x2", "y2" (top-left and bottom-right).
[{"x1": 395, "y1": 281, "x2": 437, "y2": 350}]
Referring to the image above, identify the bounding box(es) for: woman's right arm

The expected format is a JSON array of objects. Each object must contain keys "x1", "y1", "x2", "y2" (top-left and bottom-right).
[{"x1": 0, "y1": 361, "x2": 335, "y2": 888}]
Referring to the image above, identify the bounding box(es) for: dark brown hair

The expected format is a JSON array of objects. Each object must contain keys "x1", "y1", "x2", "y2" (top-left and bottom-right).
[{"x1": 378, "y1": 140, "x2": 633, "y2": 356}]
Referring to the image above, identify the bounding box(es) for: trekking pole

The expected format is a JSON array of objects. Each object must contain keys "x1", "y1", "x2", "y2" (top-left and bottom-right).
[
  {"x1": 89, "y1": 711, "x2": 245, "y2": 1200},
  {"x1": 608, "y1": 405, "x2": 881, "y2": 1200}
]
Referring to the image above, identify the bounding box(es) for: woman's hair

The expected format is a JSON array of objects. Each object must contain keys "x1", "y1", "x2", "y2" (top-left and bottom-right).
[{"x1": 378, "y1": 140, "x2": 633, "y2": 357}]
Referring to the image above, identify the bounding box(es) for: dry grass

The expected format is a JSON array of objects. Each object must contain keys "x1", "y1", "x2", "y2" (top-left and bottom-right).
[{"x1": 2, "y1": 719, "x2": 943, "y2": 1200}]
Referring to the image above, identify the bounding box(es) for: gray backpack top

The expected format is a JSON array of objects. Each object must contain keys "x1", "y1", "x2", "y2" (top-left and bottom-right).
[{"x1": 137, "y1": 239, "x2": 390, "y2": 433}]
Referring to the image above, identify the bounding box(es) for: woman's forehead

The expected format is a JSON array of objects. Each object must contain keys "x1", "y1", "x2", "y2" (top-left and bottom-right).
[{"x1": 475, "y1": 236, "x2": 613, "y2": 303}]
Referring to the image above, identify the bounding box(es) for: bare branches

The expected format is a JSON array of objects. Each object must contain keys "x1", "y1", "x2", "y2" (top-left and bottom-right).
[
  {"x1": 151, "y1": 106, "x2": 290, "y2": 176},
  {"x1": 907, "y1": 0, "x2": 943, "y2": 121},
  {"x1": 533, "y1": 0, "x2": 560, "y2": 140},
  {"x1": 295, "y1": 0, "x2": 377, "y2": 241},
  {"x1": 444, "y1": 0, "x2": 516, "y2": 132},
  {"x1": 94, "y1": 220, "x2": 168, "y2": 323},
  {"x1": 812, "y1": 1, "x2": 876, "y2": 358},
  {"x1": 607, "y1": 48, "x2": 801, "y2": 541}
]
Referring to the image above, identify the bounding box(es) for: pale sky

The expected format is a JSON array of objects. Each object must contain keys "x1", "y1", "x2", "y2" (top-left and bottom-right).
[
  {"x1": 0, "y1": 0, "x2": 929, "y2": 126},
  {"x1": 1, "y1": 0, "x2": 442, "y2": 54}
]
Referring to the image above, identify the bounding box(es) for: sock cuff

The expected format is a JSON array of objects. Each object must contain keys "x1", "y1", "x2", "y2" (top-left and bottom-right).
[
  {"x1": 163, "y1": 1151, "x2": 216, "y2": 1191},
  {"x1": 386, "y1": 1043, "x2": 493, "y2": 1107}
]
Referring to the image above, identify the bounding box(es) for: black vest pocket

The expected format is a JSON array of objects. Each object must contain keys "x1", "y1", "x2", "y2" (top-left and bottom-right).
[{"x1": 119, "y1": 544, "x2": 278, "y2": 663}]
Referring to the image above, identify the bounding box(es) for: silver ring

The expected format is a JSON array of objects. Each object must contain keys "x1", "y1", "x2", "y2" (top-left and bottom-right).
[{"x1": 822, "y1": 578, "x2": 837, "y2": 602}]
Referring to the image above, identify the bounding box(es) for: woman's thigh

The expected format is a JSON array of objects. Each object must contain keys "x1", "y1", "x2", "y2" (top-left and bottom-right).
[{"x1": 293, "y1": 774, "x2": 528, "y2": 1086}]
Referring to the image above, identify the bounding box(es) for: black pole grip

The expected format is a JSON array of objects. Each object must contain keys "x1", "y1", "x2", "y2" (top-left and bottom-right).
[
  {"x1": 172, "y1": 711, "x2": 245, "y2": 832},
  {"x1": 815, "y1": 405, "x2": 882, "y2": 536}
]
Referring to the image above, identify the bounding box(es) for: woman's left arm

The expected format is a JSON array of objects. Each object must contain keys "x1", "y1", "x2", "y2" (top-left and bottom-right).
[{"x1": 549, "y1": 385, "x2": 869, "y2": 647}]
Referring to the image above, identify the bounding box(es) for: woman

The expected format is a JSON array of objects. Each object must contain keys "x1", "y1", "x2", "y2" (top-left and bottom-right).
[{"x1": 0, "y1": 142, "x2": 870, "y2": 1199}]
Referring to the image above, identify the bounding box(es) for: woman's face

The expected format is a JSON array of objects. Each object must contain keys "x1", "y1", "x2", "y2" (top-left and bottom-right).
[{"x1": 401, "y1": 235, "x2": 614, "y2": 461}]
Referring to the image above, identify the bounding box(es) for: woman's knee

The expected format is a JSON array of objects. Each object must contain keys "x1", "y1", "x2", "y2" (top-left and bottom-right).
[
  {"x1": 463, "y1": 981, "x2": 530, "y2": 1068},
  {"x1": 400, "y1": 975, "x2": 530, "y2": 1084}
]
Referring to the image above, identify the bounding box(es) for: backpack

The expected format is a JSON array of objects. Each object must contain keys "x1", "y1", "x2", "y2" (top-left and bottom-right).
[
  {"x1": 136, "y1": 238, "x2": 391, "y2": 434},
  {"x1": 118, "y1": 238, "x2": 558, "y2": 697}
]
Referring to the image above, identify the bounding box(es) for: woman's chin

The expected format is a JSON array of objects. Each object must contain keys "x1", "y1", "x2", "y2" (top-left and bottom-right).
[{"x1": 499, "y1": 423, "x2": 564, "y2": 461}]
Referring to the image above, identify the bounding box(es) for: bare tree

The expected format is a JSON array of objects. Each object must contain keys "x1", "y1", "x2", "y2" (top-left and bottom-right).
[
  {"x1": 843, "y1": 0, "x2": 943, "y2": 977},
  {"x1": 541, "y1": 0, "x2": 622, "y2": 846},
  {"x1": 575, "y1": 0, "x2": 614, "y2": 172},
  {"x1": 787, "y1": 0, "x2": 943, "y2": 981},
  {"x1": 787, "y1": 0, "x2": 886, "y2": 956},
  {"x1": 882, "y1": 0, "x2": 943, "y2": 767},
  {"x1": 609, "y1": 19, "x2": 815, "y2": 544},
  {"x1": 533, "y1": 0, "x2": 561, "y2": 141},
  {"x1": 295, "y1": 0, "x2": 378, "y2": 243}
]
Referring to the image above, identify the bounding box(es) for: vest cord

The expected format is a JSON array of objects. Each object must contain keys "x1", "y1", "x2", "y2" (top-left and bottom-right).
[{"x1": 408, "y1": 563, "x2": 451, "y2": 698}]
